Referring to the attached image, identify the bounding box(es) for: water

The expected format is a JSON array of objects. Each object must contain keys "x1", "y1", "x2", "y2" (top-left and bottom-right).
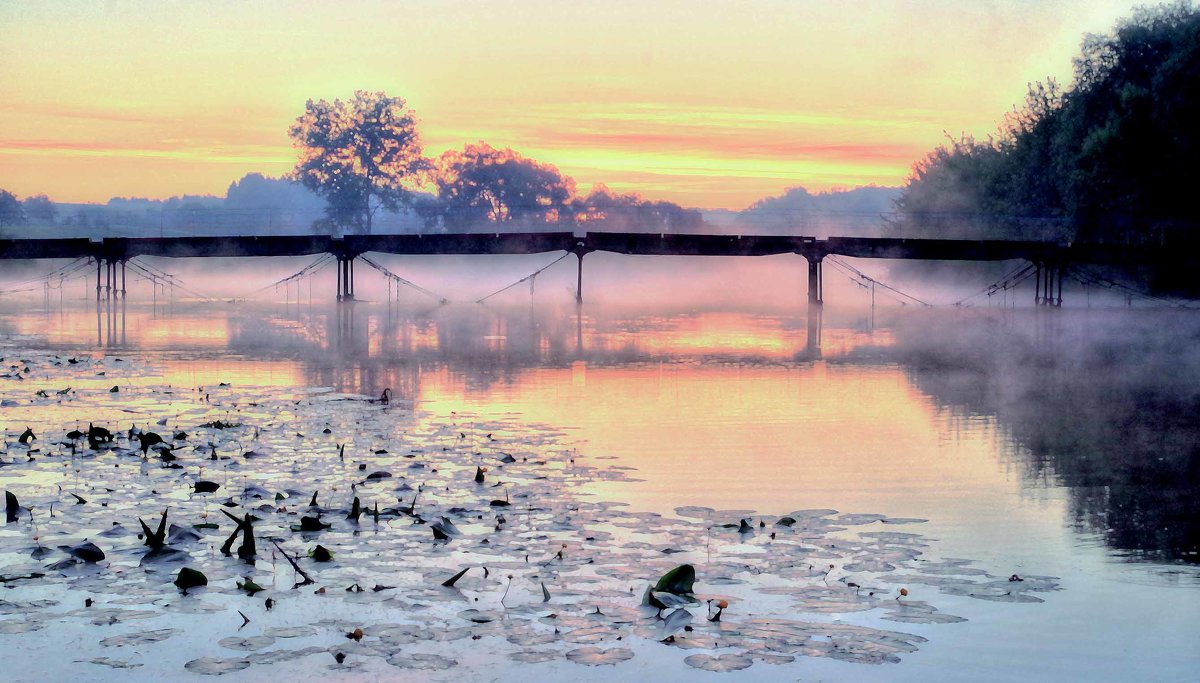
[{"x1": 1, "y1": 294, "x2": 1197, "y2": 681}]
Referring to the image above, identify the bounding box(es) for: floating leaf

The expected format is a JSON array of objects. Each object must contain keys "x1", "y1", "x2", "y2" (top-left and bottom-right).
[
  {"x1": 565, "y1": 647, "x2": 634, "y2": 666},
  {"x1": 684, "y1": 653, "x2": 754, "y2": 672},
  {"x1": 68, "y1": 541, "x2": 105, "y2": 563},
  {"x1": 385, "y1": 653, "x2": 457, "y2": 670},
  {"x1": 653, "y1": 564, "x2": 696, "y2": 595},
  {"x1": 174, "y1": 567, "x2": 208, "y2": 591},
  {"x1": 100, "y1": 628, "x2": 180, "y2": 647},
  {"x1": 184, "y1": 657, "x2": 251, "y2": 675}
]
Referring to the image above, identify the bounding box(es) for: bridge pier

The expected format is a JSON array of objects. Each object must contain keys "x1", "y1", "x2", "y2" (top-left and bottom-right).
[
  {"x1": 336, "y1": 255, "x2": 356, "y2": 301},
  {"x1": 1034, "y1": 261, "x2": 1063, "y2": 307},
  {"x1": 806, "y1": 255, "x2": 824, "y2": 305},
  {"x1": 575, "y1": 251, "x2": 584, "y2": 304},
  {"x1": 94, "y1": 258, "x2": 128, "y2": 300}
]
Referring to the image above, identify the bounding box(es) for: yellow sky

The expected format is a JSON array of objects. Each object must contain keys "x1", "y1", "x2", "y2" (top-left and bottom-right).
[{"x1": 0, "y1": 0, "x2": 1147, "y2": 209}]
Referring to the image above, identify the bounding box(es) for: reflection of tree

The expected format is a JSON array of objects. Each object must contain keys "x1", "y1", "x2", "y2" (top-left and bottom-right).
[{"x1": 890, "y1": 313, "x2": 1200, "y2": 563}]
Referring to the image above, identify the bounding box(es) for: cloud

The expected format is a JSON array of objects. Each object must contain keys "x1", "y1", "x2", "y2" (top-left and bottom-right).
[{"x1": 0, "y1": 139, "x2": 290, "y2": 165}]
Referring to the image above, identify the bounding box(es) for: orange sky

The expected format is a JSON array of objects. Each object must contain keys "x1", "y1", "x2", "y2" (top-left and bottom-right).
[{"x1": 0, "y1": 1, "x2": 1148, "y2": 209}]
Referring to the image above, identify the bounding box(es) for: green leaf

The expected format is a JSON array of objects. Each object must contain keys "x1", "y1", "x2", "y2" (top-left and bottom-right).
[
  {"x1": 653, "y1": 564, "x2": 696, "y2": 595},
  {"x1": 237, "y1": 579, "x2": 265, "y2": 595},
  {"x1": 174, "y1": 567, "x2": 208, "y2": 591}
]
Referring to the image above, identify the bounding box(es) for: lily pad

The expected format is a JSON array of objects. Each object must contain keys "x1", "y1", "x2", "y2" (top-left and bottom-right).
[
  {"x1": 565, "y1": 647, "x2": 635, "y2": 666},
  {"x1": 684, "y1": 653, "x2": 754, "y2": 672}
]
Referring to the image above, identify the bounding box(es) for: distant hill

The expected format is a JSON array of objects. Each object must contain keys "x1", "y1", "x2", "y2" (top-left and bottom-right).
[
  {"x1": 703, "y1": 186, "x2": 900, "y2": 237},
  {"x1": 6, "y1": 177, "x2": 900, "y2": 238}
]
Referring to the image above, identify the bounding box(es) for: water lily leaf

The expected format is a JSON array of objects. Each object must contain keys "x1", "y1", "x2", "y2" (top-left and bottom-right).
[
  {"x1": 218, "y1": 636, "x2": 275, "y2": 651},
  {"x1": 100, "y1": 628, "x2": 181, "y2": 647},
  {"x1": 174, "y1": 567, "x2": 208, "y2": 591},
  {"x1": 684, "y1": 653, "x2": 754, "y2": 672},
  {"x1": 69, "y1": 541, "x2": 105, "y2": 563},
  {"x1": 4, "y1": 491, "x2": 18, "y2": 523},
  {"x1": 385, "y1": 653, "x2": 457, "y2": 670},
  {"x1": 298, "y1": 516, "x2": 330, "y2": 532},
  {"x1": 441, "y1": 566, "x2": 471, "y2": 587},
  {"x1": 565, "y1": 647, "x2": 634, "y2": 666},
  {"x1": 237, "y1": 579, "x2": 266, "y2": 595},
  {"x1": 184, "y1": 656, "x2": 251, "y2": 675},
  {"x1": 653, "y1": 564, "x2": 695, "y2": 595}
]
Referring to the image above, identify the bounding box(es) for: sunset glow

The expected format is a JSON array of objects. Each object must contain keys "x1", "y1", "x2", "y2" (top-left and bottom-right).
[{"x1": 0, "y1": 1, "x2": 1147, "y2": 208}]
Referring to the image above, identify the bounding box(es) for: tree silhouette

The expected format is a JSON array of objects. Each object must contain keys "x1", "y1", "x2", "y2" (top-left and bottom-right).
[
  {"x1": 289, "y1": 91, "x2": 428, "y2": 234},
  {"x1": 426, "y1": 142, "x2": 575, "y2": 230},
  {"x1": 572, "y1": 185, "x2": 703, "y2": 233},
  {"x1": 21, "y1": 194, "x2": 57, "y2": 224},
  {"x1": 894, "y1": 4, "x2": 1200, "y2": 250},
  {"x1": 0, "y1": 189, "x2": 25, "y2": 228}
]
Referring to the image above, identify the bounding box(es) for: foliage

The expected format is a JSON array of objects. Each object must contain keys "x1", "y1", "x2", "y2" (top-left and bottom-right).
[
  {"x1": 423, "y1": 142, "x2": 575, "y2": 230},
  {"x1": 895, "y1": 3, "x2": 1200, "y2": 245},
  {"x1": 740, "y1": 186, "x2": 898, "y2": 237},
  {"x1": 0, "y1": 189, "x2": 25, "y2": 227},
  {"x1": 21, "y1": 194, "x2": 57, "y2": 223},
  {"x1": 289, "y1": 91, "x2": 429, "y2": 234},
  {"x1": 572, "y1": 184, "x2": 704, "y2": 232}
]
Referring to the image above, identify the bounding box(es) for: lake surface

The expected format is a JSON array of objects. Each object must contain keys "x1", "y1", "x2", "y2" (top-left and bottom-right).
[{"x1": 1, "y1": 294, "x2": 1197, "y2": 682}]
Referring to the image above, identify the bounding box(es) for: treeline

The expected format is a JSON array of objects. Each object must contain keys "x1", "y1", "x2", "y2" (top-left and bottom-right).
[
  {"x1": 288, "y1": 92, "x2": 704, "y2": 235},
  {"x1": 412, "y1": 142, "x2": 703, "y2": 233},
  {"x1": 895, "y1": 3, "x2": 1200, "y2": 245}
]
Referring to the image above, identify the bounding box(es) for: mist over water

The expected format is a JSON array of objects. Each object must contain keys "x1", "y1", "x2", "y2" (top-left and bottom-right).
[{"x1": 2, "y1": 256, "x2": 1198, "y2": 681}]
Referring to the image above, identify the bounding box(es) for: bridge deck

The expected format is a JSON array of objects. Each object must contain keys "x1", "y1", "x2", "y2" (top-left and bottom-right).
[{"x1": 0, "y1": 231, "x2": 1158, "y2": 266}]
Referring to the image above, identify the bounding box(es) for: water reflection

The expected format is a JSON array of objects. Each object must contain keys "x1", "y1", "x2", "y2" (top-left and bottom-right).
[
  {"x1": 3, "y1": 297, "x2": 1197, "y2": 565},
  {"x1": 888, "y1": 309, "x2": 1200, "y2": 564}
]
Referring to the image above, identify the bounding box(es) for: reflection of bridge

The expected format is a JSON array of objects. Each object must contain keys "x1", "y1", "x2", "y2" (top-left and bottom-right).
[{"x1": 0, "y1": 232, "x2": 1171, "y2": 306}]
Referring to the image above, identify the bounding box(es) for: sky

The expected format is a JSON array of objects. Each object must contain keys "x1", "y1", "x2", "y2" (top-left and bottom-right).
[{"x1": 0, "y1": 0, "x2": 1157, "y2": 210}]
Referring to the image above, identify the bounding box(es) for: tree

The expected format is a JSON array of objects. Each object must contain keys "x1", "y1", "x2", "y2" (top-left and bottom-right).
[
  {"x1": 289, "y1": 91, "x2": 429, "y2": 234},
  {"x1": 895, "y1": 4, "x2": 1200, "y2": 246},
  {"x1": 426, "y1": 143, "x2": 575, "y2": 230},
  {"x1": 572, "y1": 185, "x2": 704, "y2": 233},
  {"x1": 0, "y1": 189, "x2": 25, "y2": 227},
  {"x1": 21, "y1": 194, "x2": 57, "y2": 223}
]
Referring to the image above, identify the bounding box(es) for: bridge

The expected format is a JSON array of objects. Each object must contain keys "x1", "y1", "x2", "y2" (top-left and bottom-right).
[{"x1": 0, "y1": 231, "x2": 1170, "y2": 306}]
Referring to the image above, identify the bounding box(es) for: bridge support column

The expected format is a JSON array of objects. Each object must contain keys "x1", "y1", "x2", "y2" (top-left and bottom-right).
[
  {"x1": 807, "y1": 256, "x2": 823, "y2": 305},
  {"x1": 336, "y1": 256, "x2": 356, "y2": 301},
  {"x1": 575, "y1": 251, "x2": 584, "y2": 304},
  {"x1": 1034, "y1": 261, "x2": 1063, "y2": 307},
  {"x1": 96, "y1": 258, "x2": 102, "y2": 300}
]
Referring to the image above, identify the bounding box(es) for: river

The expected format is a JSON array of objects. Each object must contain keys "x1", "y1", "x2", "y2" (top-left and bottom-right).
[{"x1": 0, "y1": 291, "x2": 1196, "y2": 681}]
